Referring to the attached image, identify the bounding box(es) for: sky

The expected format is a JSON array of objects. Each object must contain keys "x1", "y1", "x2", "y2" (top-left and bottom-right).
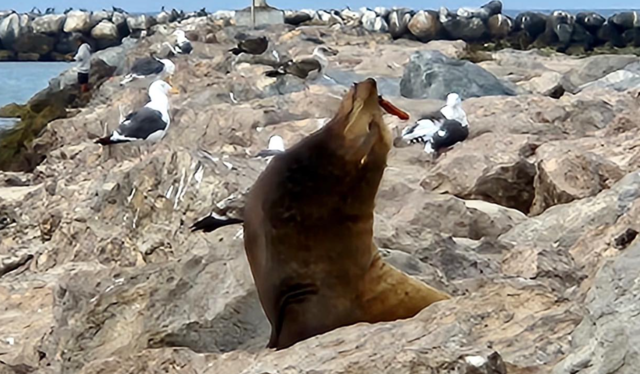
[{"x1": 5, "y1": 0, "x2": 639, "y2": 13}]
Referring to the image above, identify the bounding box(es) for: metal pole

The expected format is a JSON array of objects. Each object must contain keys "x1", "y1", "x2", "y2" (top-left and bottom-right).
[{"x1": 251, "y1": 0, "x2": 256, "y2": 29}]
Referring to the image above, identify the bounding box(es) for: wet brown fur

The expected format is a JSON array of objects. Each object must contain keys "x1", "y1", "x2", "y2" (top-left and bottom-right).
[{"x1": 243, "y1": 78, "x2": 450, "y2": 350}]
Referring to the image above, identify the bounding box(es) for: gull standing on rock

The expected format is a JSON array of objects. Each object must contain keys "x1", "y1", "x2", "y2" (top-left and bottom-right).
[
  {"x1": 397, "y1": 93, "x2": 469, "y2": 155},
  {"x1": 264, "y1": 46, "x2": 338, "y2": 80},
  {"x1": 120, "y1": 56, "x2": 176, "y2": 87},
  {"x1": 256, "y1": 135, "x2": 285, "y2": 158},
  {"x1": 164, "y1": 30, "x2": 193, "y2": 55},
  {"x1": 95, "y1": 80, "x2": 179, "y2": 145},
  {"x1": 229, "y1": 36, "x2": 269, "y2": 55}
]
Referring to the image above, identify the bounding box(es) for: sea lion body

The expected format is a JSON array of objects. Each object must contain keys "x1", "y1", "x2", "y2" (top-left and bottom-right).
[{"x1": 243, "y1": 79, "x2": 449, "y2": 349}]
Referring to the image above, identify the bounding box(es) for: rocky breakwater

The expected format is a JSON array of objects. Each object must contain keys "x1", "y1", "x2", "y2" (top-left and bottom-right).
[
  {"x1": 0, "y1": 7, "x2": 222, "y2": 61},
  {"x1": 2, "y1": 19, "x2": 640, "y2": 374},
  {"x1": 284, "y1": 2, "x2": 640, "y2": 54}
]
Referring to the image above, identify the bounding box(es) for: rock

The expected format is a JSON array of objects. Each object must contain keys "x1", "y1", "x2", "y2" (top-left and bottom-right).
[
  {"x1": 407, "y1": 10, "x2": 442, "y2": 42},
  {"x1": 596, "y1": 22, "x2": 625, "y2": 47},
  {"x1": 0, "y1": 13, "x2": 21, "y2": 49},
  {"x1": 0, "y1": 50, "x2": 16, "y2": 61},
  {"x1": 111, "y1": 12, "x2": 129, "y2": 38},
  {"x1": 623, "y1": 28, "x2": 640, "y2": 47},
  {"x1": 530, "y1": 146, "x2": 626, "y2": 215},
  {"x1": 552, "y1": 241, "x2": 640, "y2": 374},
  {"x1": 284, "y1": 11, "x2": 312, "y2": 26},
  {"x1": 518, "y1": 71, "x2": 564, "y2": 97},
  {"x1": 579, "y1": 69, "x2": 640, "y2": 92},
  {"x1": 31, "y1": 14, "x2": 66, "y2": 35},
  {"x1": 457, "y1": 0, "x2": 502, "y2": 20},
  {"x1": 487, "y1": 14, "x2": 513, "y2": 39},
  {"x1": 127, "y1": 15, "x2": 155, "y2": 31},
  {"x1": 90, "y1": 10, "x2": 111, "y2": 27},
  {"x1": 514, "y1": 12, "x2": 547, "y2": 40},
  {"x1": 54, "y1": 32, "x2": 84, "y2": 54},
  {"x1": 155, "y1": 11, "x2": 172, "y2": 24},
  {"x1": 91, "y1": 20, "x2": 119, "y2": 40},
  {"x1": 561, "y1": 55, "x2": 639, "y2": 93},
  {"x1": 375, "y1": 190, "x2": 527, "y2": 242},
  {"x1": 11, "y1": 33, "x2": 56, "y2": 56},
  {"x1": 63, "y1": 10, "x2": 92, "y2": 33},
  {"x1": 16, "y1": 52, "x2": 40, "y2": 61},
  {"x1": 575, "y1": 11, "x2": 605, "y2": 34},
  {"x1": 388, "y1": 9, "x2": 413, "y2": 39},
  {"x1": 502, "y1": 170, "x2": 640, "y2": 252},
  {"x1": 608, "y1": 11, "x2": 640, "y2": 30},
  {"x1": 441, "y1": 13, "x2": 488, "y2": 41},
  {"x1": 422, "y1": 133, "x2": 537, "y2": 213},
  {"x1": 400, "y1": 50, "x2": 516, "y2": 100}
]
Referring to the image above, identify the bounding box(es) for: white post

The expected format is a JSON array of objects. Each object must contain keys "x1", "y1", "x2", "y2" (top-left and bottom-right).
[{"x1": 251, "y1": 0, "x2": 256, "y2": 29}]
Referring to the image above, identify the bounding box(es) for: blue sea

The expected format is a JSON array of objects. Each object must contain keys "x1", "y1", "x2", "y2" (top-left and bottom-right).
[{"x1": 0, "y1": 61, "x2": 71, "y2": 132}]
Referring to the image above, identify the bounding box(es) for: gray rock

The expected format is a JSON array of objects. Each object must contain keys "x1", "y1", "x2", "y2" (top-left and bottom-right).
[
  {"x1": 552, "y1": 241, "x2": 640, "y2": 374},
  {"x1": 388, "y1": 9, "x2": 413, "y2": 39},
  {"x1": 155, "y1": 11, "x2": 172, "y2": 24},
  {"x1": 579, "y1": 69, "x2": 640, "y2": 92},
  {"x1": 63, "y1": 10, "x2": 92, "y2": 33},
  {"x1": 91, "y1": 20, "x2": 119, "y2": 40},
  {"x1": 561, "y1": 55, "x2": 639, "y2": 93},
  {"x1": 441, "y1": 13, "x2": 488, "y2": 41},
  {"x1": 90, "y1": 10, "x2": 112, "y2": 27},
  {"x1": 0, "y1": 13, "x2": 21, "y2": 49},
  {"x1": 501, "y1": 170, "x2": 640, "y2": 251},
  {"x1": 407, "y1": 10, "x2": 442, "y2": 42},
  {"x1": 284, "y1": 11, "x2": 312, "y2": 26},
  {"x1": 400, "y1": 50, "x2": 517, "y2": 100},
  {"x1": 12, "y1": 33, "x2": 56, "y2": 56},
  {"x1": 487, "y1": 14, "x2": 513, "y2": 38},
  {"x1": 127, "y1": 15, "x2": 155, "y2": 31},
  {"x1": 518, "y1": 71, "x2": 565, "y2": 97},
  {"x1": 31, "y1": 14, "x2": 66, "y2": 35}
]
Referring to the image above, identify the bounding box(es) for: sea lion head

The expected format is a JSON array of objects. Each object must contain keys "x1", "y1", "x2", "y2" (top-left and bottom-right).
[{"x1": 328, "y1": 78, "x2": 408, "y2": 163}]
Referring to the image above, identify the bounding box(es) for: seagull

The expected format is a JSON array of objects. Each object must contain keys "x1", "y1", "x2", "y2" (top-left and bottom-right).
[
  {"x1": 265, "y1": 46, "x2": 338, "y2": 80},
  {"x1": 398, "y1": 93, "x2": 469, "y2": 155},
  {"x1": 95, "y1": 80, "x2": 179, "y2": 145},
  {"x1": 165, "y1": 30, "x2": 193, "y2": 55},
  {"x1": 255, "y1": 135, "x2": 285, "y2": 158},
  {"x1": 229, "y1": 36, "x2": 269, "y2": 55},
  {"x1": 120, "y1": 57, "x2": 176, "y2": 87}
]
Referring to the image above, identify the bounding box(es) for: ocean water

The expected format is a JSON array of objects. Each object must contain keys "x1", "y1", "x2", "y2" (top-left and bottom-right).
[{"x1": 0, "y1": 61, "x2": 70, "y2": 133}]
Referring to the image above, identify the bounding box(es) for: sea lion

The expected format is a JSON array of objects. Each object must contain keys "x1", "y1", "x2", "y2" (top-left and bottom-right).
[{"x1": 197, "y1": 78, "x2": 449, "y2": 350}]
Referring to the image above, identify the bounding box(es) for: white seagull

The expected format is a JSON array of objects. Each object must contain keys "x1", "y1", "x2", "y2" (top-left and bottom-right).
[
  {"x1": 399, "y1": 93, "x2": 469, "y2": 154},
  {"x1": 95, "y1": 80, "x2": 179, "y2": 145}
]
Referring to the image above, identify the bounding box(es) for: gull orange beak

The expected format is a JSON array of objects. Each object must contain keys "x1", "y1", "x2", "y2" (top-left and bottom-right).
[{"x1": 170, "y1": 86, "x2": 180, "y2": 95}]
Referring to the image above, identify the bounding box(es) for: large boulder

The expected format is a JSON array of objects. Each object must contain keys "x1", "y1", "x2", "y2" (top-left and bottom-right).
[
  {"x1": 91, "y1": 20, "x2": 119, "y2": 40},
  {"x1": 608, "y1": 11, "x2": 640, "y2": 31},
  {"x1": 31, "y1": 14, "x2": 66, "y2": 35},
  {"x1": 421, "y1": 133, "x2": 537, "y2": 213},
  {"x1": 388, "y1": 9, "x2": 413, "y2": 39},
  {"x1": 90, "y1": 10, "x2": 112, "y2": 27},
  {"x1": 440, "y1": 8, "x2": 489, "y2": 41},
  {"x1": 11, "y1": 33, "x2": 56, "y2": 56},
  {"x1": 531, "y1": 146, "x2": 625, "y2": 215},
  {"x1": 487, "y1": 14, "x2": 513, "y2": 38},
  {"x1": 561, "y1": 55, "x2": 639, "y2": 93},
  {"x1": 127, "y1": 15, "x2": 156, "y2": 32},
  {"x1": 284, "y1": 11, "x2": 312, "y2": 26},
  {"x1": 407, "y1": 10, "x2": 442, "y2": 42},
  {"x1": 63, "y1": 10, "x2": 92, "y2": 33},
  {"x1": 0, "y1": 13, "x2": 21, "y2": 49},
  {"x1": 552, "y1": 241, "x2": 640, "y2": 374},
  {"x1": 400, "y1": 50, "x2": 516, "y2": 100}
]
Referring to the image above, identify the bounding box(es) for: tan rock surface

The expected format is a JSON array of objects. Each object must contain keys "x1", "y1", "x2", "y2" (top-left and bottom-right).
[{"x1": 1, "y1": 21, "x2": 640, "y2": 374}]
